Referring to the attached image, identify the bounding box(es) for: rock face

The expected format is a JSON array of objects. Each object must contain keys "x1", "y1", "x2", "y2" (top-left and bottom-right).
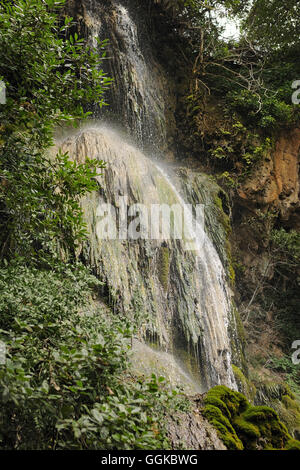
[
  {"x1": 238, "y1": 128, "x2": 300, "y2": 226},
  {"x1": 66, "y1": 0, "x2": 177, "y2": 155},
  {"x1": 167, "y1": 395, "x2": 226, "y2": 450},
  {"x1": 60, "y1": 0, "x2": 245, "y2": 396},
  {"x1": 57, "y1": 125, "x2": 238, "y2": 392},
  {"x1": 59, "y1": 0, "x2": 251, "y2": 448}
]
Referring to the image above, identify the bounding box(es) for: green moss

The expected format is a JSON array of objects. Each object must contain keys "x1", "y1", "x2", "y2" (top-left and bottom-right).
[
  {"x1": 282, "y1": 395, "x2": 300, "y2": 411},
  {"x1": 233, "y1": 416, "x2": 260, "y2": 441},
  {"x1": 251, "y1": 379, "x2": 300, "y2": 436},
  {"x1": 285, "y1": 439, "x2": 300, "y2": 450},
  {"x1": 228, "y1": 262, "x2": 236, "y2": 283},
  {"x1": 203, "y1": 404, "x2": 243, "y2": 450},
  {"x1": 242, "y1": 405, "x2": 278, "y2": 422},
  {"x1": 279, "y1": 394, "x2": 300, "y2": 434},
  {"x1": 203, "y1": 386, "x2": 300, "y2": 450},
  {"x1": 204, "y1": 404, "x2": 233, "y2": 430},
  {"x1": 214, "y1": 195, "x2": 223, "y2": 211},
  {"x1": 158, "y1": 246, "x2": 169, "y2": 291},
  {"x1": 241, "y1": 405, "x2": 290, "y2": 449},
  {"x1": 204, "y1": 396, "x2": 232, "y2": 419},
  {"x1": 204, "y1": 385, "x2": 248, "y2": 416},
  {"x1": 232, "y1": 365, "x2": 256, "y2": 401}
]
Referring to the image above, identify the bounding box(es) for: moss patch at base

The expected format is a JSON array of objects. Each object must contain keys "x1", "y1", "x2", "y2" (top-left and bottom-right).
[{"x1": 203, "y1": 385, "x2": 300, "y2": 450}]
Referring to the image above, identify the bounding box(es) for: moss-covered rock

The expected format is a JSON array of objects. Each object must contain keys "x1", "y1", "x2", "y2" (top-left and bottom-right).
[
  {"x1": 232, "y1": 365, "x2": 256, "y2": 401},
  {"x1": 203, "y1": 385, "x2": 300, "y2": 450},
  {"x1": 203, "y1": 403, "x2": 243, "y2": 450},
  {"x1": 203, "y1": 385, "x2": 247, "y2": 450},
  {"x1": 241, "y1": 405, "x2": 289, "y2": 449},
  {"x1": 285, "y1": 439, "x2": 300, "y2": 450},
  {"x1": 252, "y1": 378, "x2": 300, "y2": 437}
]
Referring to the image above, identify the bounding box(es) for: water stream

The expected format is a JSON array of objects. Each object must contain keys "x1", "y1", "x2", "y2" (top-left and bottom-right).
[
  {"x1": 57, "y1": 124, "x2": 237, "y2": 392},
  {"x1": 55, "y1": 0, "x2": 239, "y2": 393}
]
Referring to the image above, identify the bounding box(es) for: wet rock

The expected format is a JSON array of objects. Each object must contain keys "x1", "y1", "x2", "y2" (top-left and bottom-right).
[
  {"x1": 167, "y1": 395, "x2": 227, "y2": 450},
  {"x1": 57, "y1": 125, "x2": 237, "y2": 391}
]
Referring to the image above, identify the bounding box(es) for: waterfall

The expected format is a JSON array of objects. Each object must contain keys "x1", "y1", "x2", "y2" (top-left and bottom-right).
[
  {"x1": 58, "y1": 0, "x2": 239, "y2": 392},
  {"x1": 154, "y1": 164, "x2": 236, "y2": 389},
  {"x1": 57, "y1": 124, "x2": 237, "y2": 391},
  {"x1": 74, "y1": 0, "x2": 176, "y2": 154}
]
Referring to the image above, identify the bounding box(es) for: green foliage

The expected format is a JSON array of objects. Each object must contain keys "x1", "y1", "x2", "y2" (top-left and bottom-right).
[
  {"x1": 285, "y1": 439, "x2": 300, "y2": 451},
  {"x1": 1, "y1": 149, "x2": 106, "y2": 261},
  {"x1": 0, "y1": 0, "x2": 111, "y2": 263},
  {"x1": 226, "y1": 89, "x2": 296, "y2": 130},
  {"x1": 267, "y1": 229, "x2": 300, "y2": 345},
  {"x1": 225, "y1": 1, "x2": 300, "y2": 131},
  {"x1": 218, "y1": 172, "x2": 237, "y2": 189},
  {"x1": 0, "y1": 0, "x2": 111, "y2": 143},
  {"x1": 244, "y1": 0, "x2": 300, "y2": 51},
  {"x1": 271, "y1": 229, "x2": 300, "y2": 263},
  {"x1": 211, "y1": 116, "x2": 273, "y2": 175},
  {"x1": 0, "y1": 5, "x2": 183, "y2": 449},
  {"x1": 173, "y1": 0, "x2": 300, "y2": 173},
  {"x1": 0, "y1": 261, "x2": 179, "y2": 449},
  {"x1": 203, "y1": 385, "x2": 300, "y2": 450},
  {"x1": 267, "y1": 357, "x2": 300, "y2": 396}
]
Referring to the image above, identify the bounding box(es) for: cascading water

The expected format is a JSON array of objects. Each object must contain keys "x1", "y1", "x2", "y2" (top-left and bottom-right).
[
  {"x1": 57, "y1": 124, "x2": 237, "y2": 391},
  {"x1": 59, "y1": 0, "x2": 239, "y2": 392},
  {"x1": 69, "y1": 0, "x2": 176, "y2": 154},
  {"x1": 154, "y1": 164, "x2": 236, "y2": 389}
]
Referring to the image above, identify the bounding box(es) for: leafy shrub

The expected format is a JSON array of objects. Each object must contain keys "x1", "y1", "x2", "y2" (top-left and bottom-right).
[
  {"x1": 0, "y1": 0, "x2": 111, "y2": 262},
  {"x1": 267, "y1": 357, "x2": 300, "y2": 395},
  {"x1": 0, "y1": 261, "x2": 179, "y2": 449}
]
